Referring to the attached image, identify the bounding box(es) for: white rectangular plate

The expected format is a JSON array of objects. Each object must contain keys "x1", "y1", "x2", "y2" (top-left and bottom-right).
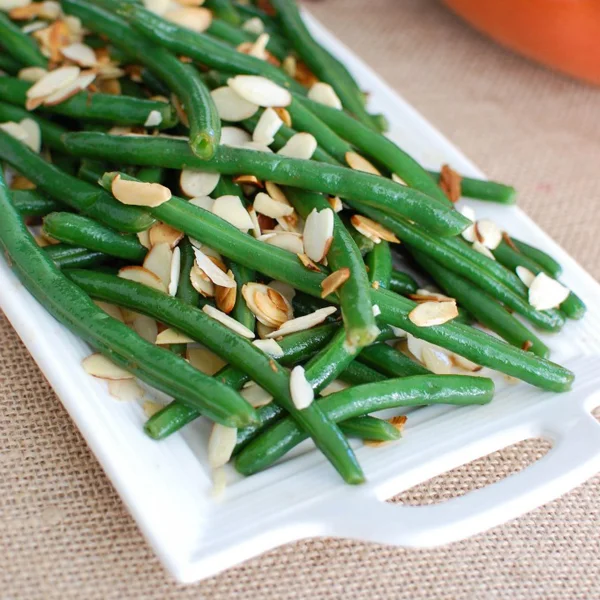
[{"x1": 3, "y1": 12, "x2": 600, "y2": 584}]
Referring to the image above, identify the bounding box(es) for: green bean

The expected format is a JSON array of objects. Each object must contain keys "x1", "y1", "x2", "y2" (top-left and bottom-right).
[
  {"x1": 205, "y1": 0, "x2": 241, "y2": 25},
  {"x1": 145, "y1": 323, "x2": 337, "y2": 439},
  {"x1": 229, "y1": 261, "x2": 256, "y2": 332},
  {"x1": 93, "y1": 173, "x2": 573, "y2": 391},
  {"x1": 345, "y1": 201, "x2": 565, "y2": 332},
  {"x1": 366, "y1": 241, "x2": 392, "y2": 289},
  {"x1": 292, "y1": 291, "x2": 336, "y2": 318},
  {"x1": 339, "y1": 361, "x2": 386, "y2": 386},
  {"x1": 427, "y1": 170, "x2": 516, "y2": 204},
  {"x1": 0, "y1": 168, "x2": 255, "y2": 426},
  {"x1": 42, "y1": 212, "x2": 148, "y2": 262},
  {"x1": 268, "y1": 0, "x2": 374, "y2": 129},
  {"x1": 389, "y1": 269, "x2": 418, "y2": 296},
  {"x1": 11, "y1": 189, "x2": 60, "y2": 217},
  {"x1": 44, "y1": 244, "x2": 108, "y2": 269},
  {"x1": 116, "y1": 0, "x2": 304, "y2": 93},
  {"x1": 0, "y1": 99, "x2": 68, "y2": 152},
  {"x1": 412, "y1": 250, "x2": 549, "y2": 357},
  {"x1": 212, "y1": 174, "x2": 245, "y2": 200},
  {"x1": 0, "y1": 53, "x2": 21, "y2": 75},
  {"x1": 63, "y1": 0, "x2": 219, "y2": 158},
  {"x1": 235, "y1": 374, "x2": 495, "y2": 475},
  {"x1": 78, "y1": 159, "x2": 108, "y2": 184},
  {"x1": 511, "y1": 237, "x2": 562, "y2": 278},
  {"x1": 300, "y1": 97, "x2": 451, "y2": 206},
  {"x1": 0, "y1": 76, "x2": 178, "y2": 129},
  {"x1": 0, "y1": 13, "x2": 47, "y2": 68},
  {"x1": 286, "y1": 188, "x2": 378, "y2": 347},
  {"x1": 339, "y1": 416, "x2": 401, "y2": 442},
  {"x1": 175, "y1": 237, "x2": 200, "y2": 307},
  {"x1": 0, "y1": 131, "x2": 154, "y2": 232},
  {"x1": 136, "y1": 166, "x2": 165, "y2": 184},
  {"x1": 359, "y1": 342, "x2": 429, "y2": 377},
  {"x1": 67, "y1": 269, "x2": 364, "y2": 483},
  {"x1": 65, "y1": 133, "x2": 471, "y2": 235}
]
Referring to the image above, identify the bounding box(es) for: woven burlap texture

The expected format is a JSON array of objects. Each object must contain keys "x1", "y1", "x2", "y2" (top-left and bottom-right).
[{"x1": 3, "y1": 0, "x2": 600, "y2": 598}]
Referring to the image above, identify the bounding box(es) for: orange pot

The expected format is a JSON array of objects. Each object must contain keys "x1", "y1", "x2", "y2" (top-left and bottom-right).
[{"x1": 442, "y1": 0, "x2": 600, "y2": 85}]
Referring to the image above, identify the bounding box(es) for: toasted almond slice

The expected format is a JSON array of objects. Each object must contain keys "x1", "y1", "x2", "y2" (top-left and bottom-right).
[
  {"x1": 143, "y1": 400, "x2": 163, "y2": 418},
  {"x1": 308, "y1": 82, "x2": 342, "y2": 109},
  {"x1": 9, "y1": 2, "x2": 41, "y2": 20},
  {"x1": 472, "y1": 240, "x2": 495, "y2": 260},
  {"x1": 192, "y1": 247, "x2": 235, "y2": 288},
  {"x1": 143, "y1": 0, "x2": 170, "y2": 15},
  {"x1": 290, "y1": 365, "x2": 313, "y2": 410},
  {"x1": 408, "y1": 300, "x2": 458, "y2": 327},
  {"x1": 189, "y1": 264, "x2": 215, "y2": 297},
  {"x1": 459, "y1": 205, "x2": 476, "y2": 242},
  {"x1": 528, "y1": 272, "x2": 569, "y2": 311},
  {"x1": 155, "y1": 328, "x2": 194, "y2": 344},
  {"x1": 95, "y1": 78, "x2": 121, "y2": 96},
  {"x1": 282, "y1": 54, "x2": 296, "y2": 77},
  {"x1": 215, "y1": 269, "x2": 237, "y2": 314},
  {"x1": 256, "y1": 321, "x2": 276, "y2": 339},
  {"x1": 17, "y1": 67, "x2": 47, "y2": 83},
  {"x1": 144, "y1": 110, "x2": 163, "y2": 127},
  {"x1": 320, "y1": 379, "x2": 350, "y2": 397},
  {"x1": 143, "y1": 242, "x2": 172, "y2": 288},
  {"x1": 118, "y1": 265, "x2": 167, "y2": 293},
  {"x1": 148, "y1": 222, "x2": 183, "y2": 248},
  {"x1": 259, "y1": 231, "x2": 304, "y2": 254},
  {"x1": 243, "y1": 32, "x2": 270, "y2": 60},
  {"x1": 208, "y1": 423, "x2": 237, "y2": 468},
  {"x1": 240, "y1": 382, "x2": 273, "y2": 408},
  {"x1": 22, "y1": 20, "x2": 47, "y2": 34},
  {"x1": 165, "y1": 6, "x2": 212, "y2": 32},
  {"x1": 243, "y1": 141, "x2": 273, "y2": 153},
  {"x1": 108, "y1": 379, "x2": 144, "y2": 402},
  {"x1": 61, "y1": 42, "x2": 96, "y2": 67},
  {"x1": 137, "y1": 230, "x2": 151, "y2": 249},
  {"x1": 26, "y1": 65, "x2": 80, "y2": 100},
  {"x1": 112, "y1": 175, "x2": 171, "y2": 207},
  {"x1": 2, "y1": 0, "x2": 31, "y2": 13},
  {"x1": 439, "y1": 164, "x2": 462, "y2": 203},
  {"x1": 18, "y1": 118, "x2": 41, "y2": 153},
  {"x1": 303, "y1": 207, "x2": 334, "y2": 262},
  {"x1": 43, "y1": 71, "x2": 96, "y2": 106},
  {"x1": 422, "y1": 346, "x2": 453, "y2": 374},
  {"x1": 232, "y1": 174, "x2": 263, "y2": 187},
  {"x1": 346, "y1": 151, "x2": 381, "y2": 176},
  {"x1": 328, "y1": 196, "x2": 343, "y2": 212},
  {"x1": 254, "y1": 191, "x2": 294, "y2": 218},
  {"x1": 180, "y1": 169, "x2": 220, "y2": 197},
  {"x1": 202, "y1": 305, "x2": 255, "y2": 338},
  {"x1": 0, "y1": 121, "x2": 28, "y2": 142},
  {"x1": 82, "y1": 354, "x2": 133, "y2": 380},
  {"x1": 475, "y1": 219, "x2": 502, "y2": 249},
  {"x1": 221, "y1": 125, "x2": 251, "y2": 147},
  {"x1": 409, "y1": 289, "x2": 453, "y2": 303},
  {"x1": 188, "y1": 347, "x2": 227, "y2": 375},
  {"x1": 93, "y1": 300, "x2": 124, "y2": 322},
  {"x1": 451, "y1": 353, "x2": 481, "y2": 372},
  {"x1": 11, "y1": 175, "x2": 36, "y2": 190},
  {"x1": 277, "y1": 132, "x2": 317, "y2": 160},
  {"x1": 39, "y1": 1, "x2": 61, "y2": 19},
  {"x1": 252, "y1": 338, "x2": 284, "y2": 358},
  {"x1": 168, "y1": 245, "x2": 181, "y2": 296},
  {"x1": 273, "y1": 106, "x2": 292, "y2": 127},
  {"x1": 350, "y1": 214, "x2": 400, "y2": 244},
  {"x1": 321, "y1": 267, "x2": 350, "y2": 298},
  {"x1": 265, "y1": 306, "x2": 337, "y2": 338},
  {"x1": 212, "y1": 195, "x2": 254, "y2": 231},
  {"x1": 267, "y1": 280, "x2": 296, "y2": 303},
  {"x1": 391, "y1": 173, "x2": 407, "y2": 185},
  {"x1": 242, "y1": 282, "x2": 291, "y2": 327},
  {"x1": 297, "y1": 253, "x2": 320, "y2": 272},
  {"x1": 247, "y1": 206, "x2": 262, "y2": 238},
  {"x1": 211, "y1": 86, "x2": 259, "y2": 122},
  {"x1": 241, "y1": 16, "x2": 264, "y2": 35},
  {"x1": 516, "y1": 265, "x2": 536, "y2": 288},
  {"x1": 188, "y1": 195, "x2": 214, "y2": 211},
  {"x1": 175, "y1": 0, "x2": 206, "y2": 6},
  {"x1": 132, "y1": 313, "x2": 158, "y2": 343},
  {"x1": 252, "y1": 107, "x2": 283, "y2": 145},
  {"x1": 228, "y1": 75, "x2": 291, "y2": 107},
  {"x1": 211, "y1": 466, "x2": 227, "y2": 498}
]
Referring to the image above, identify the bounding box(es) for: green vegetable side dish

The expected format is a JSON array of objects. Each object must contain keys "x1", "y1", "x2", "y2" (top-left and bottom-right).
[{"x1": 0, "y1": 0, "x2": 584, "y2": 490}]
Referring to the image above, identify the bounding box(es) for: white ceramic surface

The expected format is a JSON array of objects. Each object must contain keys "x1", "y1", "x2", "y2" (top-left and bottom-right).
[{"x1": 2, "y1": 12, "x2": 600, "y2": 584}]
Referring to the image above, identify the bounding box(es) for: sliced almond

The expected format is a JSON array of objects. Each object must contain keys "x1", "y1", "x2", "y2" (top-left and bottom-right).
[
  {"x1": 188, "y1": 347, "x2": 227, "y2": 375},
  {"x1": 350, "y1": 214, "x2": 399, "y2": 244},
  {"x1": 192, "y1": 247, "x2": 235, "y2": 288},
  {"x1": 242, "y1": 282, "x2": 292, "y2": 327},
  {"x1": 137, "y1": 230, "x2": 151, "y2": 250},
  {"x1": 132, "y1": 314, "x2": 158, "y2": 343},
  {"x1": 144, "y1": 110, "x2": 163, "y2": 128},
  {"x1": 254, "y1": 191, "x2": 294, "y2": 218},
  {"x1": 320, "y1": 379, "x2": 350, "y2": 396},
  {"x1": 282, "y1": 54, "x2": 296, "y2": 77},
  {"x1": 112, "y1": 175, "x2": 171, "y2": 207},
  {"x1": 372, "y1": 304, "x2": 381, "y2": 317},
  {"x1": 93, "y1": 300, "x2": 124, "y2": 322},
  {"x1": 328, "y1": 196, "x2": 343, "y2": 212},
  {"x1": 459, "y1": 205, "x2": 476, "y2": 242},
  {"x1": 202, "y1": 305, "x2": 255, "y2": 338},
  {"x1": 252, "y1": 107, "x2": 283, "y2": 145},
  {"x1": 168, "y1": 245, "x2": 181, "y2": 296},
  {"x1": 95, "y1": 77, "x2": 121, "y2": 96},
  {"x1": 252, "y1": 338, "x2": 284, "y2": 358},
  {"x1": 243, "y1": 141, "x2": 274, "y2": 153},
  {"x1": 22, "y1": 20, "x2": 48, "y2": 35},
  {"x1": 451, "y1": 354, "x2": 482, "y2": 372},
  {"x1": 346, "y1": 151, "x2": 381, "y2": 175},
  {"x1": 148, "y1": 222, "x2": 183, "y2": 248},
  {"x1": 320, "y1": 267, "x2": 350, "y2": 298},
  {"x1": 475, "y1": 219, "x2": 502, "y2": 250},
  {"x1": 297, "y1": 253, "x2": 321, "y2": 272},
  {"x1": 26, "y1": 65, "x2": 80, "y2": 100},
  {"x1": 212, "y1": 195, "x2": 254, "y2": 231},
  {"x1": 207, "y1": 423, "x2": 237, "y2": 468},
  {"x1": 308, "y1": 82, "x2": 342, "y2": 109},
  {"x1": 155, "y1": 328, "x2": 194, "y2": 344},
  {"x1": 189, "y1": 264, "x2": 215, "y2": 297},
  {"x1": 211, "y1": 86, "x2": 259, "y2": 122},
  {"x1": 221, "y1": 125, "x2": 251, "y2": 147},
  {"x1": 43, "y1": 71, "x2": 96, "y2": 106},
  {"x1": 247, "y1": 206, "x2": 262, "y2": 238},
  {"x1": 240, "y1": 382, "x2": 272, "y2": 408},
  {"x1": 180, "y1": 169, "x2": 220, "y2": 197},
  {"x1": 143, "y1": 400, "x2": 163, "y2": 418},
  {"x1": 273, "y1": 107, "x2": 292, "y2": 127},
  {"x1": 267, "y1": 280, "x2": 295, "y2": 303},
  {"x1": 3, "y1": 0, "x2": 33, "y2": 14},
  {"x1": 164, "y1": 6, "x2": 212, "y2": 32},
  {"x1": 290, "y1": 365, "x2": 313, "y2": 410},
  {"x1": 188, "y1": 195, "x2": 214, "y2": 211},
  {"x1": 143, "y1": 242, "x2": 173, "y2": 288},
  {"x1": 422, "y1": 346, "x2": 453, "y2": 374},
  {"x1": 215, "y1": 269, "x2": 237, "y2": 314},
  {"x1": 409, "y1": 289, "x2": 453, "y2": 303},
  {"x1": 10, "y1": 175, "x2": 36, "y2": 190},
  {"x1": 392, "y1": 173, "x2": 407, "y2": 185},
  {"x1": 232, "y1": 174, "x2": 263, "y2": 187},
  {"x1": 259, "y1": 231, "x2": 304, "y2": 254},
  {"x1": 108, "y1": 379, "x2": 144, "y2": 402},
  {"x1": 277, "y1": 132, "x2": 317, "y2": 160},
  {"x1": 82, "y1": 354, "x2": 133, "y2": 380},
  {"x1": 472, "y1": 240, "x2": 496, "y2": 260},
  {"x1": 118, "y1": 265, "x2": 167, "y2": 293},
  {"x1": 303, "y1": 207, "x2": 334, "y2": 262},
  {"x1": 228, "y1": 75, "x2": 291, "y2": 108},
  {"x1": 18, "y1": 118, "x2": 41, "y2": 153},
  {"x1": 61, "y1": 42, "x2": 96, "y2": 67},
  {"x1": 18, "y1": 67, "x2": 47, "y2": 83},
  {"x1": 256, "y1": 321, "x2": 276, "y2": 339},
  {"x1": 528, "y1": 272, "x2": 569, "y2": 311},
  {"x1": 0, "y1": 121, "x2": 28, "y2": 142},
  {"x1": 439, "y1": 164, "x2": 462, "y2": 203},
  {"x1": 408, "y1": 300, "x2": 458, "y2": 327},
  {"x1": 143, "y1": 0, "x2": 170, "y2": 15},
  {"x1": 265, "y1": 306, "x2": 337, "y2": 338},
  {"x1": 516, "y1": 265, "x2": 536, "y2": 288}
]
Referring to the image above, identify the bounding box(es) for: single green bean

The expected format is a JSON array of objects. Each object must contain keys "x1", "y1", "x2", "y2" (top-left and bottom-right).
[
  {"x1": 175, "y1": 237, "x2": 200, "y2": 307},
  {"x1": 0, "y1": 53, "x2": 21, "y2": 75},
  {"x1": 511, "y1": 237, "x2": 562, "y2": 278},
  {"x1": 389, "y1": 269, "x2": 418, "y2": 295},
  {"x1": 136, "y1": 166, "x2": 165, "y2": 184},
  {"x1": 78, "y1": 159, "x2": 108, "y2": 184},
  {"x1": 11, "y1": 189, "x2": 60, "y2": 217},
  {"x1": 205, "y1": 0, "x2": 241, "y2": 25},
  {"x1": 44, "y1": 244, "x2": 108, "y2": 269},
  {"x1": 42, "y1": 212, "x2": 148, "y2": 262},
  {"x1": 427, "y1": 170, "x2": 516, "y2": 204},
  {"x1": 366, "y1": 241, "x2": 392, "y2": 289},
  {"x1": 229, "y1": 261, "x2": 256, "y2": 332},
  {"x1": 339, "y1": 361, "x2": 386, "y2": 385},
  {"x1": 235, "y1": 374, "x2": 495, "y2": 475},
  {"x1": 0, "y1": 13, "x2": 47, "y2": 68},
  {"x1": 359, "y1": 342, "x2": 429, "y2": 377},
  {"x1": 212, "y1": 174, "x2": 245, "y2": 200},
  {"x1": 339, "y1": 416, "x2": 401, "y2": 442}
]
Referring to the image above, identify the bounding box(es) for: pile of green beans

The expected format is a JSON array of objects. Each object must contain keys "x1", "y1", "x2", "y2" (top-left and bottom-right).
[{"x1": 0, "y1": 0, "x2": 583, "y2": 486}]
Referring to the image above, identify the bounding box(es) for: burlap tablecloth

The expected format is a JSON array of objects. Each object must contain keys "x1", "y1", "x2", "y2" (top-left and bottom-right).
[{"x1": 3, "y1": 0, "x2": 600, "y2": 597}]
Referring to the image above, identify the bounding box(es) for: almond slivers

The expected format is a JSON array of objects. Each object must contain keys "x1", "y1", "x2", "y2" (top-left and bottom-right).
[
  {"x1": 202, "y1": 305, "x2": 255, "y2": 338},
  {"x1": 148, "y1": 222, "x2": 183, "y2": 248},
  {"x1": 111, "y1": 175, "x2": 171, "y2": 207},
  {"x1": 528, "y1": 272, "x2": 569, "y2": 311},
  {"x1": 308, "y1": 82, "x2": 342, "y2": 109},
  {"x1": 207, "y1": 423, "x2": 237, "y2": 468},
  {"x1": 516, "y1": 265, "x2": 536, "y2": 288},
  {"x1": 265, "y1": 306, "x2": 337, "y2": 338},
  {"x1": 193, "y1": 247, "x2": 235, "y2": 288},
  {"x1": 252, "y1": 107, "x2": 283, "y2": 145},
  {"x1": 164, "y1": 6, "x2": 212, "y2": 32},
  {"x1": 180, "y1": 169, "x2": 220, "y2": 197},
  {"x1": 408, "y1": 300, "x2": 458, "y2": 327},
  {"x1": 211, "y1": 86, "x2": 259, "y2": 122},
  {"x1": 82, "y1": 354, "x2": 133, "y2": 380},
  {"x1": 346, "y1": 151, "x2": 381, "y2": 176},
  {"x1": 320, "y1": 267, "x2": 350, "y2": 298},
  {"x1": 26, "y1": 65, "x2": 80, "y2": 100},
  {"x1": 290, "y1": 365, "x2": 314, "y2": 410},
  {"x1": 254, "y1": 191, "x2": 294, "y2": 218},
  {"x1": 215, "y1": 269, "x2": 237, "y2": 314},
  {"x1": 118, "y1": 265, "x2": 168, "y2": 293},
  {"x1": 212, "y1": 195, "x2": 254, "y2": 231},
  {"x1": 277, "y1": 132, "x2": 317, "y2": 160},
  {"x1": 242, "y1": 282, "x2": 292, "y2": 327},
  {"x1": 155, "y1": 328, "x2": 195, "y2": 344},
  {"x1": 228, "y1": 75, "x2": 291, "y2": 107},
  {"x1": 350, "y1": 214, "x2": 399, "y2": 244},
  {"x1": 303, "y1": 207, "x2": 334, "y2": 262},
  {"x1": 475, "y1": 219, "x2": 502, "y2": 249}
]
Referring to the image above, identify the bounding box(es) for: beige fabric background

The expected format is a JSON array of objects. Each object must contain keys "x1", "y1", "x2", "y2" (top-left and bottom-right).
[{"x1": 2, "y1": 0, "x2": 600, "y2": 597}]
